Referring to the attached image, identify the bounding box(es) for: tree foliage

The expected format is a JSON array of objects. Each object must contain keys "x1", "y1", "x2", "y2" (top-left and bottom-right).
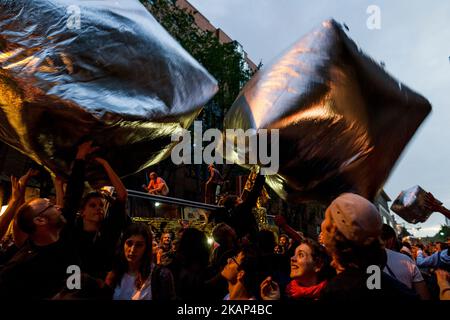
[
  {"x1": 432, "y1": 225, "x2": 450, "y2": 242},
  {"x1": 398, "y1": 225, "x2": 412, "y2": 239},
  {"x1": 142, "y1": 0, "x2": 254, "y2": 129}
]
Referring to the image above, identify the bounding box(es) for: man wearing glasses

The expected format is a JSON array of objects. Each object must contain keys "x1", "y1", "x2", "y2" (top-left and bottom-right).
[
  {"x1": 0, "y1": 141, "x2": 126, "y2": 299},
  {"x1": 220, "y1": 247, "x2": 261, "y2": 300},
  {"x1": 0, "y1": 192, "x2": 80, "y2": 299}
]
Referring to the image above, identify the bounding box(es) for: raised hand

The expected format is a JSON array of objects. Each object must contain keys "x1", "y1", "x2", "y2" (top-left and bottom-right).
[
  {"x1": 260, "y1": 276, "x2": 280, "y2": 300},
  {"x1": 19, "y1": 168, "x2": 38, "y2": 187},
  {"x1": 10, "y1": 176, "x2": 21, "y2": 202},
  {"x1": 92, "y1": 156, "x2": 127, "y2": 202},
  {"x1": 11, "y1": 169, "x2": 39, "y2": 202},
  {"x1": 76, "y1": 141, "x2": 99, "y2": 160},
  {"x1": 53, "y1": 175, "x2": 65, "y2": 186},
  {"x1": 53, "y1": 175, "x2": 66, "y2": 207}
]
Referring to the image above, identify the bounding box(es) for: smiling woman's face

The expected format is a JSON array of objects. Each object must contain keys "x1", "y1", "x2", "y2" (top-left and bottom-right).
[{"x1": 290, "y1": 243, "x2": 318, "y2": 281}]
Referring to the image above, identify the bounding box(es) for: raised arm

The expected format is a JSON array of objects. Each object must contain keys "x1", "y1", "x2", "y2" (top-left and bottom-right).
[
  {"x1": 241, "y1": 173, "x2": 265, "y2": 211},
  {"x1": 92, "y1": 158, "x2": 130, "y2": 264},
  {"x1": 416, "y1": 250, "x2": 440, "y2": 268},
  {"x1": 0, "y1": 177, "x2": 22, "y2": 239},
  {"x1": 62, "y1": 141, "x2": 98, "y2": 225},
  {"x1": 0, "y1": 170, "x2": 36, "y2": 239},
  {"x1": 93, "y1": 157, "x2": 127, "y2": 202},
  {"x1": 274, "y1": 215, "x2": 304, "y2": 243},
  {"x1": 424, "y1": 192, "x2": 450, "y2": 219},
  {"x1": 53, "y1": 175, "x2": 65, "y2": 207}
]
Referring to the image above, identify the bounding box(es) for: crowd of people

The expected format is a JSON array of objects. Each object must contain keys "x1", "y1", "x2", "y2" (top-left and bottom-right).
[{"x1": 0, "y1": 141, "x2": 449, "y2": 301}]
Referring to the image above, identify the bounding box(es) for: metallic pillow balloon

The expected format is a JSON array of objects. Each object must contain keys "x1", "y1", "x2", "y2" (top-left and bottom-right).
[
  {"x1": 223, "y1": 19, "x2": 431, "y2": 205},
  {"x1": 391, "y1": 186, "x2": 436, "y2": 224},
  {"x1": 0, "y1": 0, "x2": 218, "y2": 184}
]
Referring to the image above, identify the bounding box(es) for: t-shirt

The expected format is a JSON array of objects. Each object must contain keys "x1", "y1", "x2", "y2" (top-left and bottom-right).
[
  {"x1": 384, "y1": 249, "x2": 424, "y2": 289},
  {"x1": 0, "y1": 238, "x2": 79, "y2": 299},
  {"x1": 113, "y1": 266, "x2": 154, "y2": 300},
  {"x1": 321, "y1": 268, "x2": 419, "y2": 301},
  {"x1": 74, "y1": 200, "x2": 128, "y2": 279}
]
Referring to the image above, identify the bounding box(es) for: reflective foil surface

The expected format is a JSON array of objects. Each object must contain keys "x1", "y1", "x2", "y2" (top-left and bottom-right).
[
  {"x1": 0, "y1": 0, "x2": 218, "y2": 185},
  {"x1": 224, "y1": 20, "x2": 431, "y2": 204},
  {"x1": 391, "y1": 185, "x2": 434, "y2": 224}
]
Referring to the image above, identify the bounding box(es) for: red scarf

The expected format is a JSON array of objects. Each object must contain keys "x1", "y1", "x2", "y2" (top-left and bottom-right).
[{"x1": 285, "y1": 279, "x2": 327, "y2": 300}]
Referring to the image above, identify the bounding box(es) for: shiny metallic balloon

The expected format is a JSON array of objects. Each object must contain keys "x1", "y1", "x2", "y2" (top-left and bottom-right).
[
  {"x1": 391, "y1": 186, "x2": 435, "y2": 224},
  {"x1": 224, "y1": 20, "x2": 431, "y2": 204},
  {"x1": 0, "y1": 0, "x2": 218, "y2": 185}
]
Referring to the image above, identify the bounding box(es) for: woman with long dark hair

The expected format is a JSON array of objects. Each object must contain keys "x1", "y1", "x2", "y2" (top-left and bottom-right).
[{"x1": 105, "y1": 223, "x2": 175, "y2": 300}]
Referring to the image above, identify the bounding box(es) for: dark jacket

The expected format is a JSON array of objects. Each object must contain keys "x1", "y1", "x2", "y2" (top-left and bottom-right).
[{"x1": 320, "y1": 268, "x2": 419, "y2": 301}]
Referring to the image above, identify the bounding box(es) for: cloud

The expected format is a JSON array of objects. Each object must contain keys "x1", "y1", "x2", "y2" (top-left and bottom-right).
[{"x1": 412, "y1": 226, "x2": 442, "y2": 238}]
